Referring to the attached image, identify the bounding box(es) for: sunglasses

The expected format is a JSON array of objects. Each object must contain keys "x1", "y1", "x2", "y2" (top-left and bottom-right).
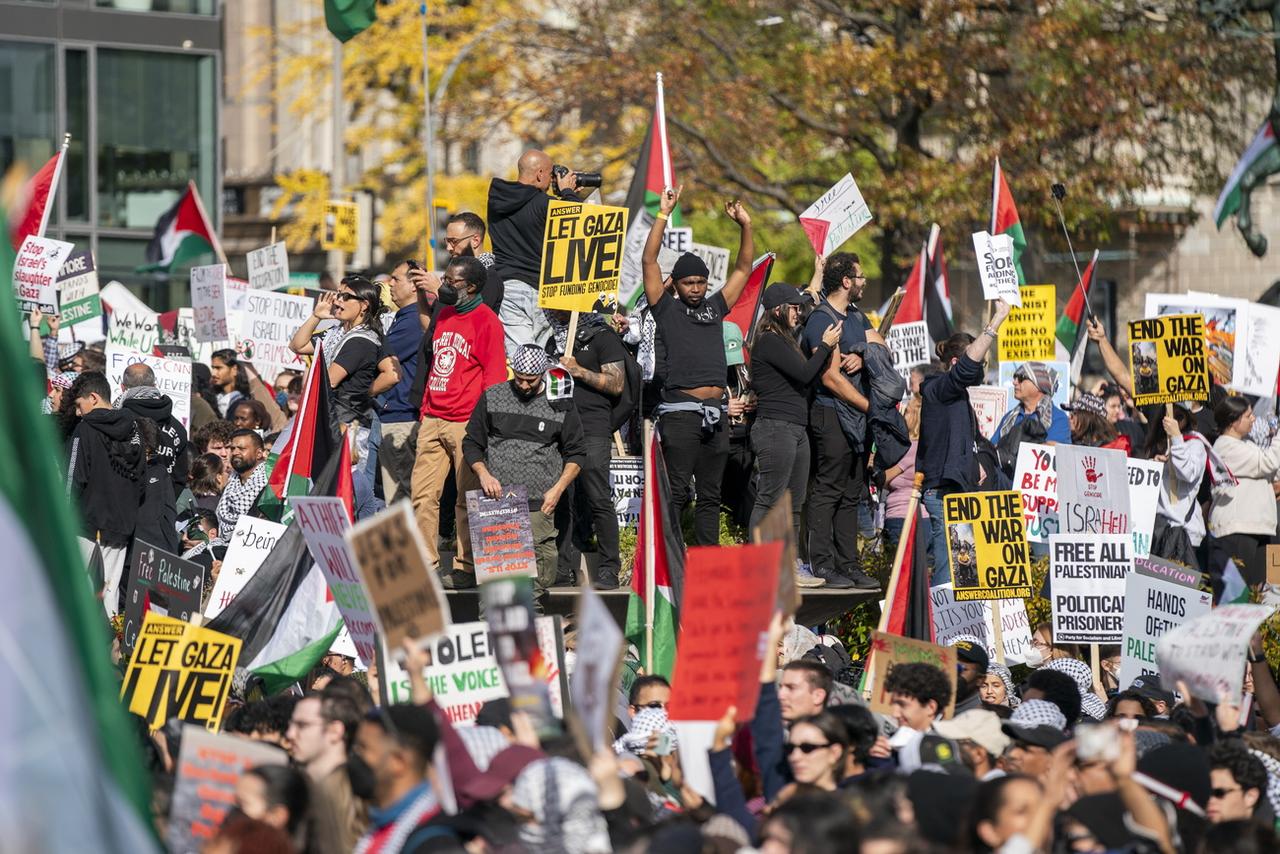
[
  {"x1": 333, "y1": 293, "x2": 366, "y2": 303},
  {"x1": 786, "y1": 742, "x2": 832, "y2": 754},
  {"x1": 1210, "y1": 786, "x2": 1241, "y2": 799}
]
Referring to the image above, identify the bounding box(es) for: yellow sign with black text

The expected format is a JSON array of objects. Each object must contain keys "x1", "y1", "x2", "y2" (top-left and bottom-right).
[
  {"x1": 539, "y1": 201, "x2": 628, "y2": 312},
  {"x1": 997, "y1": 284, "x2": 1056, "y2": 362},
  {"x1": 944, "y1": 490, "x2": 1032, "y2": 601},
  {"x1": 1127, "y1": 313, "x2": 1210, "y2": 406},
  {"x1": 120, "y1": 613, "x2": 242, "y2": 732},
  {"x1": 322, "y1": 200, "x2": 359, "y2": 253}
]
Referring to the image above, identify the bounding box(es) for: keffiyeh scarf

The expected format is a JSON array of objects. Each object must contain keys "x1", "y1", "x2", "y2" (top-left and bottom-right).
[
  {"x1": 1044, "y1": 657, "x2": 1108, "y2": 720},
  {"x1": 511, "y1": 757, "x2": 611, "y2": 854}
]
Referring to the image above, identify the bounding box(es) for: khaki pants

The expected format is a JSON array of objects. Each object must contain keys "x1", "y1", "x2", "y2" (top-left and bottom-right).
[
  {"x1": 530, "y1": 508, "x2": 558, "y2": 597},
  {"x1": 379, "y1": 421, "x2": 418, "y2": 504},
  {"x1": 411, "y1": 416, "x2": 478, "y2": 572}
]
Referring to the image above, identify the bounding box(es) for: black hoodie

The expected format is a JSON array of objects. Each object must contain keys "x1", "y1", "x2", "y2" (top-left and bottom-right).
[
  {"x1": 122, "y1": 392, "x2": 190, "y2": 492},
  {"x1": 486, "y1": 178, "x2": 580, "y2": 285},
  {"x1": 69, "y1": 408, "x2": 145, "y2": 548}
]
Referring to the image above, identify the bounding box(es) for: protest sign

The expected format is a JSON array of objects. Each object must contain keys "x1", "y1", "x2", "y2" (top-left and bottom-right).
[
  {"x1": 13, "y1": 235, "x2": 73, "y2": 314},
  {"x1": 668, "y1": 542, "x2": 782, "y2": 722},
  {"x1": 886, "y1": 321, "x2": 931, "y2": 382},
  {"x1": 751, "y1": 490, "x2": 801, "y2": 618},
  {"x1": 610, "y1": 456, "x2": 644, "y2": 529},
  {"x1": 385, "y1": 622, "x2": 508, "y2": 723},
  {"x1": 1127, "y1": 314, "x2": 1209, "y2": 406},
  {"x1": 104, "y1": 344, "x2": 193, "y2": 428},
  {"x1": 1145, "y1": 293, "x2": 1241, "y2": 388},
  {"x1": 1013, "y1": 443, "x2": 1059, "y2": 542},
  {"x1": 345, "y1": 499, "x2": 449, "y2": 656},
  {"x1": 867, "y1": 631, "x2": 957, "y2": 719},
  {"x1": 1128, "y1": 459, "x2": 1162, "y2": 557},
  {"x1": 690, "y1": 242, "x2": 730, "y2": 292},
  {"x1": 930, "y1": 583, "x2": 1033, "y2": 665},
  {"x1": 292, "y1": 496, "x2": 379, "y2": 667},
  {"x1": 121, "y1": 613, "x2": 241, "y2": 731},
  {"x1": 122, "y1": 540, "x2": 205, "y2": 656},
  {"x1": 190, "y1": 263, "x2": 228, "y2": 341},
  {"x1": 204, "y1": 516, "x2": 288, "y2": 619},
  {"x1": 572, "y1": 586, "x2": 625, "y2": 751},
  {"x1": 465, "y1": 487, "x2": 537, "y2": 582},
  {"x1": 1233, "y1": 302, "x2": 1280, "y2": 397},
  {"x1": 224, "y1": 275, "x2": 248, "y2": 312},
  {"x1": 246, "y1": 241, "x2": 289, "y2": 292},
  {"x1": 167, "y1": 727, "x2": 286, "y2": 854},
  {"x1": 661, "y1": 226, "x2": 692, "y2": 254},
  {"x1": 57, "y1": 249, "x2": 102, "y2": 325},
  {"x1": 972, "y1": 231, "x2": 1020, "y2": 305},
  {"x1": 1268, "y1": 545, "x2": 1280, "y2": 585},
  {"x1": 1049, "y1": 534, "x2": 1131, "y2": 644},
  {"x1": 109, "y1": 310, "x2": 162, "y2": 352},
  {"x1": 997, "y1": 285, "x2": 1055, "y2": 361},
  {"x1": 943, "y1": 491, "x2": 1031, "y2": 601},
  {"x1": 1117, "y1": 557, "x2": 1212, "y2": 689},
  {"x1": 798, "y1": 172, "x2": 873, "y2": 257},
  {"x1": 484, "y1": 576, "x2": 558, "y2": 734},
  {"x1": 322, "y1": 200, "x2": 359, "y2": 252},
  {"x1": 968, "y1": 385, "x2": 1011, "y2": 441},
  {"x1": 539, "y1": 201, "x2": 628, "y2": 312},
  {"x1": 998, "y1": 360, "x2": 1069, "y2": 409},
  {"x1": 535, "y1": 614, "x2": 569, "y2": 720},
  {"x1": 1157, "y1": 604, "x2": 1275, "y2": 702},
  {"x1": 237, "y1": 289, "x2": 314, "y2": 379},
  {"x1": 1056, "y1": 445, "x2": 1131, "y2": 535}
]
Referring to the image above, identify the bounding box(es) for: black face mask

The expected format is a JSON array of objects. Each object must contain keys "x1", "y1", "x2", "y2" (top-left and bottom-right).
[
  {"x1": 347, "y1": 753, "x2": 377, "y2": 801},
  {"x1": 437, "y1": 283, "x2": 460, "y2": 306}
]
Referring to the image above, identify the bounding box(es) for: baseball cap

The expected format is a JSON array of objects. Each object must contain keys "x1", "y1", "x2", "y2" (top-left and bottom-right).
[
  {"x1": 1002, "y1": 699, "x2": 1068, "y2": 749},
  {"x1": 723, "y1": 323, "x2": 745, "y2": 367},
  {"x1": 951, "y1": 638, "x2": 990, "y2": 671},
  {"x1": 762, "y1": 282, "x2": 808, "y2": 311},
  {"x1": 933, "y1": 709, "x2": 1011, "y2": 757},
  {"x1": 1127, "y1": 675, "x2": 1176, "y2": 708},
  {"x1": 460, "y1": 744, "x2": 545, "y2": 801}
]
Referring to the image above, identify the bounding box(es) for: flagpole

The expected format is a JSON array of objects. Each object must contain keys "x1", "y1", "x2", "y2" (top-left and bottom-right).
[
  {"x1": 35, "y1": 134, "x2": 70, "y2": 239},
  {"x1": 655, "y1": 73, "x2": 672, "y2": 190},
  {"x1": 643, "y1": 420, "x2": 656, "y2": 674},
  {"x1": 186, "y1": 180, "x2": 229, "y2": 266},
  {"x1": 877, "y1": 472, "x2": 925, "y2": 634},
  {"x1": 1049, "y1": 183, "x2": 1095, "y2": 321}
]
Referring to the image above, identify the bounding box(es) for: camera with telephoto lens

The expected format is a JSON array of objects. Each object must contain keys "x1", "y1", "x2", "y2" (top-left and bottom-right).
[{"x1": 553, "y1": 164, "x2": 603, "y2": 189}]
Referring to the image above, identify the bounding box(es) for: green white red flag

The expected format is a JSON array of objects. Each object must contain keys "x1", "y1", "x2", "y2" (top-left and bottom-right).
[
  {"x1": 624, "y1": 432, "x2": 685, "y2": 679},
  {"x1": 991, "y1": 159, "x2": 1027, "y2": 285},
  {"x1": 1214, "y1": 121, "x2": 1277, "y2": 229},
  {"x1": 141, "y1": 180, "x2": 223, "y2": 272},
  {"x1": 8, "y1": 147, "x2": 66, "y2": 250},
  {"x1": 1055, "y1": 249, "x2": 1098, "y2": 386}
]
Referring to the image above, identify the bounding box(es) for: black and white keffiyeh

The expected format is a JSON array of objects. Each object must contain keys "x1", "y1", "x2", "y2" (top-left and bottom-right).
[
  {"x1": 1044, "y1": 658, "x2": 1108, "y2": 720},
  {"x1": 511, "y1": 757, "x2": 611, "y2": 854},
  {"x1": 1010, "y1": 699, "x2": 1068, "y2": 731},
  {"x1": 216, "y1": 463, "x2": 268, "y2": 534}
]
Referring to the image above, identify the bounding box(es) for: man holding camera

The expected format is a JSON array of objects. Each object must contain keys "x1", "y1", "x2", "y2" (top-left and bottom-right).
[{"x1": 487, "y1": 150, "x2": 591, "y2": 355}]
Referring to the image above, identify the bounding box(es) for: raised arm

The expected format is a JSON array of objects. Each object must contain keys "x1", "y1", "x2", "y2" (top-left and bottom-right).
[
  {"x1": 719, "y1": 200, "x2": 755, "y2": 310},
  {"x1": 289, "y1": 293, "x2": 336, "y2": 355},
  {"x1": 642, "y1": 185, "x2": 681, "y2": 308},
  {"x1": 1086, "y1": 317, "x2": 1133, "y2": 396}
]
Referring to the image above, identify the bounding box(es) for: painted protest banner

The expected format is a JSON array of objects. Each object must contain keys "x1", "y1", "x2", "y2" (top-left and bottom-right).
[
  {"x1": 972, "y1": 231, "x2": 1020, "y2": 305},
  {"x1": 1145, "y1": 293, "x2": 1241, "y2": 388},
  {"x1": 1127, "y1": 314, "x2": 1209, "y2": 406},
  {"x1": 572, "y1": 586, "x2": 625, "y2": 751},
  {"x1": 1157, "y1": 604, "x2": 1275, "y2": 702},
  {"x1": 121, "y1": 613, "x2": 241, "y2": 731},
  {"x1": 190, "y1": 263, "x2": 229, "y2": 342},
  {"x1": 969, "y1": 385, "x2": 1011, "y2": 441},
  {"x1": 104, "y1": 344, "x2": 193, "y2": 428},
  {"x1": 668, "y1": 542, "x2": 783, "y2": 722},
  {"x1": 466, "y1": 486, "x2": 537, "y2": 582},
  {"x1": 1056, "y1": 445, "x2": 1131, "y2": 536},
  {"x1": 930, "y1": 583, "x2": 1033, "y2": 665},
  {"x1": 290, "y1": 496, "x2": 379, "y2": 668},
  {"x1": 943, "y1": 491, "x2": 1032, "y2": 601},
  {"x1": 246, "y1": 241, "x2": 290, "y2": 292},
  {"x1": 237, "y1": 289, "x2": 314, "y2": 379},
  {"x1": 661, "y1": 226, "x2": 693, "y2": 254},
  {"x1": 610, "y1": 456, "x2": 644, "y2": 529},
  {"x1": 57, "y1": 249, "x2": 102, "y2": 325},
  {"x1": 690, "y1": 242, "x2": 730, "y2": 292},
  {"x1": 122, "y1": 540, "x2": 205, "y2": 656},
  {"x1": 346, "y1": 499, "x2": 450, "y2": 657},
  {"x1": 167, "y1": 728, "x2": 286, "y2": 854},
  {"x1": 1233, "y1": 302, "x2": 1280, "y2": 397},
  {"x1": 798, "y1": 172, "x2": 873, "y2": 257},
  {"x1": 887, "y1": 321, "x2": 931, "y2": 382},
  {"x1": 997, "y1": 284, "x2": 1056, "y2": 362},
  {"x1": 13, "y1": 235, "x2": 73, "y2": 314},
  {"x1": 539, "y1": 201, "x2": 629, "y2": 312},
  {"x1": 204, "y1": 516, "x2": 288, "y2": 619},
  {"x1": 1050, "y1": 533, "x2": 1131, "y2": 644},
  {"x1": 751, "y1": 490, "x2": 801, "y2": 618},
  {"x1": 1128, "y1": 459, "x2": 1163, "y2": 557},
  {"x1": 1013, "y1": 443, "x2": 1059, "y2": 543},
  {"x1": 483, "y1": 576, "x2": 558, "y2": 734},
  {"x1": 998, "y1": 360, "x2": 1070, "y2": 409},
  {"x1": 1118, "y1": 557, "x2": 1212, "y2": 689},
  {"x1": 868, "y1": 631, "x2": 957, "y2": 719}
]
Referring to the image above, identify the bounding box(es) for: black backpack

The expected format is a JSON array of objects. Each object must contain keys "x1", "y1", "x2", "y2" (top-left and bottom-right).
[{"x1": 584, "y1": 325, "x2": 642, "y2": 431}]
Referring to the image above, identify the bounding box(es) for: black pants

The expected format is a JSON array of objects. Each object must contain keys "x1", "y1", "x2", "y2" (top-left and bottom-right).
[
  {"x1": 1209, "y1": 532, "x2": 1269, "y2": 594},
  {"x1": 659, "y1": 409, "x2": 729, "y2": 546},
  {"x1": 807, "y1": 402, "x2": 865, "y2": 573},
  {"x1": 721, "y1": 434, "x2": 756, "y2": 532},
  {"x1": 556, "y1": 436, "x2": 621, "y2": 583}
]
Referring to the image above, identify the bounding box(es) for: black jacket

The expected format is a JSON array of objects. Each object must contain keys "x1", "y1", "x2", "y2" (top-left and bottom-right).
[
  {"x1": 917, "y1": 354, "x2": 985, "y2": 492},
  {"x1": 122, "y1": 392, "x2": 189, "y2": 492},
  {"x1": 69, "y1": 408, "x2": 145, "y2": 548},
  {"x1": 135, "y1": 458, "x2": 180, "y2": 553},
  {"x1": 486, "y1": 178, "x2": 580, "y2": 285}
]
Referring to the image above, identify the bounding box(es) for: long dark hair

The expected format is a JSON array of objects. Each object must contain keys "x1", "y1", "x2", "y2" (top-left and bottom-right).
[
  {"x1": 1142, "y1": 405, "x2": 1192, "y2": 458},
  {"x1": 1071, "y1": 411, "x2": 1117, "y2": 447},
  {"x1": 188, "y1": 453, "x2": 226, "y2": 497},
  {"x1": 340, "y1": 275, "x2": 388, "y2": 340},
  {"x1": 1214, "y1": 395, "x2": 1251, "y2": 434},
  {"x1": 752, "y1": 304, "x2": 800, "y2": 354},
  {"x1": 211, "y1": 349, "x2": 251, "y2": 398}
]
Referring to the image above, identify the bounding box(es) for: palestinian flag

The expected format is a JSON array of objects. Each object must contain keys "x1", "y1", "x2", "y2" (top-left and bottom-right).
[
  {"x1": 724, "y1": 252, "x2": 776, "y2": 347},
  {"x1": 257, "y1": 347, "x2": 339, "y2": 522},
  {"x1": 620, "y1": 74, "x2": 680, "y2": 310},
  {"x1": 1214, "y1": 121, "x2": 1277, "y2": 228},
  {"x1": 0, "y1": 188, "x2": 156, "y2": 849},
  {"x1": 140, "y1": 180, "x2": 223, "y2": 273},
  {"x1": 893, "y1": 240, "x2": 927, "y2": 328},
  {"x1": 991, "y1": 159, "x2": 1027, "y2": 285},
  {"x1": 8, "y1": 147, "x2": 66, "y2": 250},
  {"x1": 546, "y1": 365, "x2": 574, "y2": 402},
  {"x1": 624, "y1": 431, "x2": 685, "y2": 679},
  {"x1": 923, "y1": 223, "x2": 954, "y2": 342},
  {"x1": 884, "y1": 241, "x2": 932, "y2": 376},
  {"x1": 1055, "y1": 249, "x2": 1098, "y2": 387},
  {"x1": 882, "y1": 503, "x2": 934, "y2": 641}
]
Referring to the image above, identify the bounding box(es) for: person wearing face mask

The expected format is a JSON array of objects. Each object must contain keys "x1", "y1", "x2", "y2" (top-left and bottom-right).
[{"x1": 463, "y1": 345, "x2": 587, "y2": 599}]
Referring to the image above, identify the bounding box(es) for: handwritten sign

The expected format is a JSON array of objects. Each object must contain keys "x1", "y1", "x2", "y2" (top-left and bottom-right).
[
  {"x1": 1056, "y1": 445, "x2": 1131, "y2": 536},
  {"x1": 246, "y1": 241, "x2": 289, "y2": 292},
  {"x1": 798, "y1": 172, "x2": 873, "y2": 258},
  {"x1": 690, "y1": 242, "x2": 730, "y2": 292},
  {"x1": 104, "y1": 344, "x2": 193, "y2": 428},
  {"x1": 120, "y1": 613, "x2": 241, "y2": 731},
  {"x1": 13, "y1": 235, "x2": 73, "y2": 314},
  {"x1": 886, "y1": 321, "x2": 931, "y2": 382},
  {"x1": 237, "y1": 290, "x2": 314, "y2": 380},
  {"x1": 1157, "y1": 604, "x2": 1275, "y2": 703},
  {"x1": 1013, "y1": 443, "x2": 1059, "y2": 542},
  {"x1": 57, "y1": 249, "x2": 102, "y2": 325},
  {"x1": 943, "y1": 491, "x2": 1031, "y2": 601},
  {"x1": 1117, "y1": 557, "x2": 1212, "y2": 690},
  {"x1": 466, "y1": 487, "x2": 537, "y2": 582},
  {"x1": 167, "y1": 728, "x2": 286, "y2": 854},
  {"x1": 997, "y1": 285, "x2": 1055, "y2": 361},
  {"x1": 190, "y1": 263, "x2": 228, "y2": 341},
  {"x1": 867, "y1": 631, "x2": 957, "y2": 719},
  {"x1": 1128, "y1": 459, "x2": 1163, "y2": 557},
  {"x1": 1050, "y1": 533, "x2": 1131, "y2": 644},
  {"x1": 1127, "y1": 313, "x2": 1210, "y2": 406},
  {"x1": 204, "y1": 516, "x2": 287, "y2": 619},
  {"x1": 122, "y1": 539, "x2": 205, "y2": 656},
  {"x1": 930, "y1": 583, "x2": 1033, "y2": 665},
  {"x1": 539, "y1": 201, "x2": 629, "y2": 312}
]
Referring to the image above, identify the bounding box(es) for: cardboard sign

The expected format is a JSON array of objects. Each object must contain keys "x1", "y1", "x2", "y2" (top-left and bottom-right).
[
  {"x1": 466, "y1": 487, "x2": 537, "y2": 582},
  {"x1": 13, "y1": 235, "x2": 73, "y2": 314},
  {"x1": 104, "y1": 344, "x2": 193, "y2": 429},
  {"x1": 1268, "y1": 545, "x2": 1280, "y2": 585},
  {"x1": 798, "y1": 172, "x2": 873, "y2": 257},
  {"x1": 236, "y1": 289, "x2": 314, "y2": 379},
  {"x1": 867, "y1": 631, "x2": 958, "y2": 719},
  {"x1": 483, "y1": 576, "x2": 557, "y2": 733},
  {"x1": 610, "y1": 457, "x2": 644, "y2": 529},
  {"x1": 751, "y1": 490, "x2": 801, "y2": 618},
  {"x1": 968, "y1": 385, "x2": 1011, "y2": 441},
  {"x1": 322, "y1": 200, "x2": 359, "y2": 252},
  {"x1": 1128, "y1": 459, "x2": 1163, "y2": 557},
  {"x1": 998, "y1": 360, "x2": 1070, "y2": 409},
  {"x1": 1127, "y1": 314, "x2": 1209, "y2": 406},
  {"x1": 121, "y1": 613, "x2": 241, "y2": 731},
  {"x1": 1013, "y1": 443, "x2": 1059, "y2": 543},
  {"x1": 997, "y1": 284, "x2": 1056, "y2": 361},
  {"x1": 1118, "y1": 559, "x2": 1213, "y2": 690},
  {"x1": 57, "y1": 249, "x2": 102, "y2": 325},
  {"x1": 972, "y1": 231, "x2": 1020, "y2": 305},
  {"x1": 204, "y1": 516, "x2": 288, "y2": 619},
  {"x1": 345, "y1": 499, "x2": 450, "y2": 656},
  {"x1": 668, "y1": 542, "x2": 782, "y2": 722},
  {"x1": 943, "y1": 491, "x2": 1031, "y2": 601},
  {"x1": 1050, "y1": 533, "x2": 1131, "y2": 644},
  {"x1": 1157, "y1": 604, "x2": 1275, "y2": 702},
  {"x1": 246, "y1": 241, "x2": 290, "y2": 292},
  {"x1": 190, "y1": 263, "x2": 229, "y2": 341},
  {"x1": 572, "y1": 586, "x2": 625, "y2": 751},
  {"x1": 661, "y1": 226, "x2": 693, "y2": 254},
  {"x1": 539, "y1": 201, "x2": 629, "y2": 312},
  {"x1": 690, "y1": 242, "x2": 730, "y2": 292},
  {"x1": 886, "y1": 321, "x2": 931, "y2": 382},
  {"x1": 167, "y1": 727, "x2": 286, "y2": 854},
  {"x1": 122, "y1": 540, "x2": 205, "y2": 656},
  {"x1": 1056, "y1": 445, "x2": 1131, "y2": 535},
  {"x1": 1234, "y1": 302, "x2": 1280, "y2": 397},
  {"x1": 1145, "y1": 293, "x2": 1241, "y2": 388},
  {"x1": 930, "y1": 583, "x2": 1033, "y2": 665}
]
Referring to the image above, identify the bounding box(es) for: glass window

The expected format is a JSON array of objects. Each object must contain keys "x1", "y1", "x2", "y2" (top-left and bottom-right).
[
  {"x1": 96, "y1": 0, "x2": 216, "y2": 15},
  {"x1": 65, "y1": 49, "x2": 89, "y2": 223},
  {"x1": 0, "y1": 41, "x2": 56, "y2": 182},
  {"x1": 97, "y1": 49, "x2": 216, "y2": 231}
]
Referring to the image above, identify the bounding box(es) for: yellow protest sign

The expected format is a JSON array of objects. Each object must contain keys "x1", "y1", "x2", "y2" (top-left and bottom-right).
[
  {"x1": 322, "y1": 200, "x2": 359, "y2": 253},
  {"x1": 539, "y1": 200, "x2": 628, "y2": 311},
  {"x1": 1127, "y1": 313, "x2": 1210, "y2": 406},
  {"x1": 944, "y1": 490, "x2": 1032, "y2": 601},
  {"x1": 998, "y1": 284, "x2": 1055, "y2": 361},
  {"x1": 120, "y1": 613, "x2": 242, "y2": 732}
]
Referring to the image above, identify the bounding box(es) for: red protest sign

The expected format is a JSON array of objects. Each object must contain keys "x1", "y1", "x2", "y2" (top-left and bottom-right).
[{"x1": 667, "y1": 542, "x2": 782, "y2": 722}]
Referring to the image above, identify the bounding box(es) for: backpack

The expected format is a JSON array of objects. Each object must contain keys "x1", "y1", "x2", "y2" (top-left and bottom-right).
[{"x1": 584, "y1": 325, "x2": 642, "y2": 431}]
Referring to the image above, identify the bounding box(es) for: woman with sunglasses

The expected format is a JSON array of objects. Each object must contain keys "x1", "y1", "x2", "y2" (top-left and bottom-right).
[{"x1": 785, "y1": 711, "x2": 850, "y2": 792}]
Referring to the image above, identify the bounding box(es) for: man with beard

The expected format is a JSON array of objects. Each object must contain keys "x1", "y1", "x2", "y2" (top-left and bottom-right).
[
  {"x1": 463, "y1": 345, "x2": 587, "y2": 599},
  {"x1": 443, "y1": 211, "x2": 504, "y2": 312},
  {"x1": 216, "y1": 428, "x2": 268, "y2": 534}
]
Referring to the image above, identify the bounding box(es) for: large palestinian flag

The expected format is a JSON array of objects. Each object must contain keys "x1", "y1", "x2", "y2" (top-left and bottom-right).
[
  {"x1": 991, "y1": 159, "x2": 1027, "y2": 285},
  {"x1": 723, "y1": 252, "x2": 776, "y2": 347},
  {"x1": 256, "y1": 346, "x2": 339, "y2": 522},
  {"x1": 8, "y1": 147, "x2": 66, "y2": 250},
  {"x1": 620, "y1": 74, "x2": 681, "y2": 310},
  {"x1": 141, "y1": 180, "x2": 223, "y2": 273},
  {"x1": 1214, "y1": 121, "x2": 1278, "y2": 229}
]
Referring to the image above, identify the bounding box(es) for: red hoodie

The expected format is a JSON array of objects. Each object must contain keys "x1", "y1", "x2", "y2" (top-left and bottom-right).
[{"x1": 421, "y1": 303, "x2": 506, "y2": 422}]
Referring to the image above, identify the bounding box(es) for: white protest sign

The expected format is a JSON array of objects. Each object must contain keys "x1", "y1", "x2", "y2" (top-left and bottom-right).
[
  {"x1": 1013, "y1": 443, "x2": 1059, "y2": 543},
  {"x1": 237, "y1": 289, "x2": 314, "y2": 380},
  {"x1": 108, "y1": 311, "x2": 161, "y2": 353},
  {"x1": 618, "y1": 211, "x2": 653, "y2": 311},
  {"x1": 1049, "y1": 533, "x2": 1131, "y2": 644},
  {"x1": 971, "y1": 231, "x2": 1020, "y2": 306},
  {"x1": 1056, "y1": 445, "x2": 1131, "y2": 535},
  {"x1": 610, "y1": 457, "x2": 644, "y2": 529},
  {"x1": 968, "y1": 385, "x2": 1010, "y2": 441},
  {"x1": 886, "y1": 321, "x2": 931, "y2": 383},
  {"x1": 1157, "y1": 604, "x2": 1275, "y2": 702},
  {"x1": 1234, "y1": 302, "x2": 1280, "y2": 398},
  {"x1": 799, "y1": 173, "x2": 873, "y2": 258},
  {"x1": 383, "y1": 622, "x2": 506, "y2": 724},
  {"x1": 930, "y1": 583, "x2": 1033, "y2": 665},
  {"x1": 13, "y1": 235, "x2": 74, "y2": 314},
  {"x1": 57, "y1": 250, "x2": 102, "y2": 326},
  {"x1": 190, "y1": 263, "x2": 229, "y2": 342},
  {"x1": 1127, "y1": 459, "x2": 1162, "y2": 558},
  {"x1": 224, "y1": 276, "x2": 249, "y2": 313},
  {"x1": 1118, "y1": 558, "x2": 1211, "y2": 690},
  {"x1": 204, "y1": 516, "x2": 288, "y2": 619},
  {"x1": 572, "y1": 586, "x2": 625, "y2": 751},
  {"x1": 690, "y1": 242, "x2": 730, "y2": 293},
  {"x1": 661, "y1": 227, "x2": 693, "y2": 254},
  {"x1": 246, "y1": 242, "x2": 290, "y2": 293},
  {"x1": 104, "y1": 345, "x2": 193, "y2": 428}
]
